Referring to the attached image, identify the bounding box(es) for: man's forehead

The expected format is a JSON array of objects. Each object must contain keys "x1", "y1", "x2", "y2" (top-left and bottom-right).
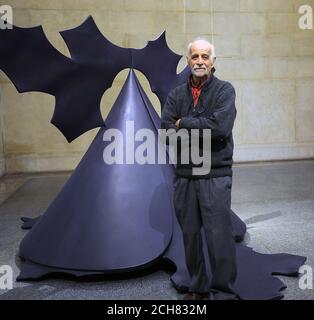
[{"x1": 190, "y1": 40, "x2": 212, "y2": 54}]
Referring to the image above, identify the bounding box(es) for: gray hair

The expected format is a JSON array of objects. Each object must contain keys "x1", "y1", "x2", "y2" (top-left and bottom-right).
[{"x1": 187, "y1": 38, "x2": 216, "y2": 63}]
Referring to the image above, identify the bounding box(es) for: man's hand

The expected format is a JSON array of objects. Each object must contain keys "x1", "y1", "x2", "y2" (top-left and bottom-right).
[{"x1": 175, "y1": 119, "x2": 181, "y2": 128}]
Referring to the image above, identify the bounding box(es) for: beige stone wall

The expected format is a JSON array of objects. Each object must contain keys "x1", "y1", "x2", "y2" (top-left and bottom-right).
[
  {"x1": 0, "y1": 82, "x2": 4, "y2": 176},
  {"x1": 0, "y1": 0, "x2": 313, "y2": 174}
]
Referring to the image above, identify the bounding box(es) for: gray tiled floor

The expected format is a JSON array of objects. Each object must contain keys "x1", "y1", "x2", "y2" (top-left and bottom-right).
[{"x1": 0, "y1": 160, "x2": 313, "y2": 300}]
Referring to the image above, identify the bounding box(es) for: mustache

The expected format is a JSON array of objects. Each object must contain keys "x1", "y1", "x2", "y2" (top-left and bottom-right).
[{"x1": 193, "y1": 66, "x2": 206, "y2": 70}]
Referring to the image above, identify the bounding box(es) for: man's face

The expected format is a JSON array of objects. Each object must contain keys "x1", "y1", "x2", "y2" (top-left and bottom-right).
[{"x1": 188, "y1": 41, "x2": 214, "y2": 78}]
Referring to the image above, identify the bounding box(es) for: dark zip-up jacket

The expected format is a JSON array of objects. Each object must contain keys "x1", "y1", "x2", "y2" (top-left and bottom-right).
[{"x1": 161, "y1": 69, "x2": 237, "y2": 179}]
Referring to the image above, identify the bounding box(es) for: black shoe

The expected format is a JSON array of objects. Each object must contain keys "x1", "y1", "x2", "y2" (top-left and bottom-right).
[
  {"x1": 210, "y1": 290, "x2": 239, "y2": 300},
  {"x1": 183, "y1": 292, "x2": 208, "y2": 300}
]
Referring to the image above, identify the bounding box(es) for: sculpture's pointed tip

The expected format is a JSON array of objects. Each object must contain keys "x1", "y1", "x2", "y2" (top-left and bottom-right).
[
  {"x1": 60, "y1": 15, "x2": 95, "y2": 36},
  {"x1": 155, "y1": 31, "x2": 166, "y2": 43},
  {"x1": 126, "y1": 68, "x2": 136, "y2": 81}
]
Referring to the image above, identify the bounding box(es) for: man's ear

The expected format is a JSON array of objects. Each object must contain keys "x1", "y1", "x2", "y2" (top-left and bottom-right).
[{"x1": 211, "y1": 57, "x2": 216, "y2": 67}]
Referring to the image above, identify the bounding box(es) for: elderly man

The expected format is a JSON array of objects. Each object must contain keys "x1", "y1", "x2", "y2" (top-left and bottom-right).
[{"x1": 161, "y1": 39, "x2": 238, "y2": 300}]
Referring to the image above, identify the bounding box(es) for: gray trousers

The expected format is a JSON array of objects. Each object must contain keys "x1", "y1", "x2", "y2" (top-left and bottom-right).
[{"x1": 174, "y1": 175, "x2": 237, "y2": 298}]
